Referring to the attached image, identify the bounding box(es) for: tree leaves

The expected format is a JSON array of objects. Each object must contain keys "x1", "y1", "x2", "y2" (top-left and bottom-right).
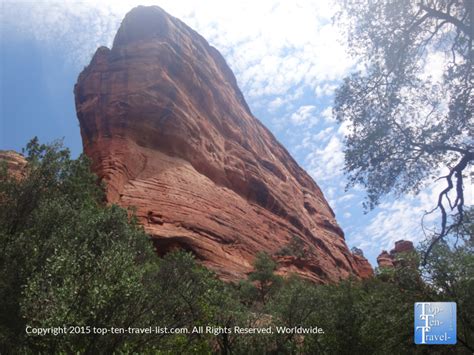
[{"x1": 334, "y1": 0, "x2": 473, "y2": 252}]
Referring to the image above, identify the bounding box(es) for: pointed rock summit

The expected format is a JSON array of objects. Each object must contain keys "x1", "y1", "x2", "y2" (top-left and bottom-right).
[{"x1": 74, "y1": 6, "x2": 372, "y2": 282}]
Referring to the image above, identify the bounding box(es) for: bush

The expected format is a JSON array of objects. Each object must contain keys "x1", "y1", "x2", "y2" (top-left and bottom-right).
[
  {"x1": 1, "y1": 138, "x2": 472, "y2": 353},
  {"x1": 0, "y1": 139, "x2": 222, "y2": 353}
]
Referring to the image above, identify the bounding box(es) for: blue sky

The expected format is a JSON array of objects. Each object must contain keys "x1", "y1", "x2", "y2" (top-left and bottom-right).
[{"x1": 1, "y1": 0, "x2": 452, "y2": 265}]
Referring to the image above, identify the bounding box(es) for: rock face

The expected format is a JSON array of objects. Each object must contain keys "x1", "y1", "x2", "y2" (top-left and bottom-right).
[
  {"x1": 74, "y1": 6, "x2": 372, "y2": 282},
  {"x1": 0, "y1": 151, "x2": 27, "y2": 179},
  {"x1": 377, "y1": 251, "x2": 395, "y2": 268},
  {"x1": 351, "y1": 253, "x2": 374, "y2": 278},
  {"x1": 391, "y1": 240, "x2": 415, "y2": 255},
  {"x1": 377, "y1": 240, "x2": 415, "y2": 268}
]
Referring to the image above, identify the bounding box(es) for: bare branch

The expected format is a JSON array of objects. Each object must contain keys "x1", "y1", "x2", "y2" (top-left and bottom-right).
[
  {"x1": 422, "y1": 151, "x2": 473, "y2": 264},
  {"x1": 420, "y1": 4, "x2": 471, "y2": 37}
]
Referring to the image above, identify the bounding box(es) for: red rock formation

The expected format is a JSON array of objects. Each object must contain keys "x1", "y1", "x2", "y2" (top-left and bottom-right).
[
  {"x1": 377, "y1": 240, "x2": 415, "y2": 268},
  {"x1": 0, "y1": 151, "x2": 27, "y2": 179},
  {"x1": 74, "y1": 6, "x2": 372, "y2": 282},
  {"x1": 351, "y1": 253, "x2": 374, "y2": 278},
  {"x1": 377, "y1": 251, "x2": 395, "y2": 268},
  {"x1": 390, "y1": 240, "x2": 415, "y2": 256}
]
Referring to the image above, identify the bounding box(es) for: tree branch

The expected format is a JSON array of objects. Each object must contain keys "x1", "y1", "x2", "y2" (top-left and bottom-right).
[
  {"x1": 422, "y1": 151, "x2": 474, "y2": 264},
  {"x1": 420, "y1": 4, "x2": 471, "y2": 38}
]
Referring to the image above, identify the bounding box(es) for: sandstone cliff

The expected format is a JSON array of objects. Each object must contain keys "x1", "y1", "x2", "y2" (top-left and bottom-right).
[{"x1": 74, "y1": 6, "x2": 372, "y2": 282}]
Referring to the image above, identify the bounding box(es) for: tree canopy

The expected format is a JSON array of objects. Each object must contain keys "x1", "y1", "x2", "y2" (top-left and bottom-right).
[
  {"x1": 1, "y1": 139, "x2": 472, "y2": 352},
  {"x1": 334, "y1": 0, "x2": 473, "y2": 257},
  {"x1": 0, "y1": 139, "x2": 232, "y2": 353}
]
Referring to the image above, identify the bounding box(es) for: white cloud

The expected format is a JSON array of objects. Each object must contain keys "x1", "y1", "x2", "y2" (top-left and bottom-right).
[
  {"x1": 315, "y1": 83, "x2": 338, "y2": 98},
  {"x1": 420, "y1": 51, "x2": 447, "y2": 83},
  {"x1": 337, "y1": 193, "x2": 355, "y2": 203},
  {"x1": 2, "y1": 1, "x2": 123, "y2": 66},
  {"x1": 2, "y1": 0, "x2": 353, "y2": 106},
  {"x1": 312, "y1": 126, "x2": 334, "y2": 143},
  {"x1": 290, "y1": 105, "x2": 317, "y2": 125},
  {"x1": 349, "y1": 183, "x2": 444, "y2": 259},
  {"x1": 307, "y1": 135, "x2": 345, "y2": 182},
  {"x1": 268, "y1": 97, "x2": 284, "y2": 111},
  {"x1": 321, "y1": 106, "x2": 336, "y2": 123}
]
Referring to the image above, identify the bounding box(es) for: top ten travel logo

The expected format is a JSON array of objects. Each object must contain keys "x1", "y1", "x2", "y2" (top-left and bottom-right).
[{"x1": 414, "y1": 302, "x2": 456, "y2": 345}]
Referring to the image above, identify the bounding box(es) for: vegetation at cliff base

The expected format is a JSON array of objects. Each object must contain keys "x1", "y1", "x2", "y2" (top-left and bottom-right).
[{"x1": 1, "y1": 139, "x2": 472, "y2": 354}]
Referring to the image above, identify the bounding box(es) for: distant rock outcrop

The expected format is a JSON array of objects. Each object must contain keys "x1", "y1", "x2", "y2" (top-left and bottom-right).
[
  {"x1": 74, "y1": 6, "x2": 372, "y2": 282},
  {"x1": 0, "y1": 151, "x2": 26, "y2": 179},
  {"x1": 377, "y1": 240, "x2": 415, "y2": 268},
  {"x1": 377, "y1": 251, "x2": 395, "y2": 268}
]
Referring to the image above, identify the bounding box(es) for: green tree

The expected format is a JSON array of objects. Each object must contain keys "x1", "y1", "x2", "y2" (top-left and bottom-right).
[
  {"x1": 334, "y1": 0, "x2": 473, "y2": 256},
  {"x1": 4, "y1": 139, "x2": 473, "y2": 353},
  {"x1": 420, "y1": 209, "x2": 474, "y2": 351},
  {"x1": 248, "y1": 252, "x2": 282, "y2": 305},
  {"x1": 147, "y1": 251, "x2": 235, "y2": 354},
  {"x1": 0, "y1": 139, "x2": 221, "y2": 353},
  {"x1": 275, "y1": 235, "x2": 309, "y2": 259},
  {"x1": 267, "y1": 276, "x2": 323, "y2": 354},
  {"x1": 315, "y1": 280, "x2": 365, "y2": 354},
  {"x1": 0, "y1": 139, "x2": 165, "y2": 352}
]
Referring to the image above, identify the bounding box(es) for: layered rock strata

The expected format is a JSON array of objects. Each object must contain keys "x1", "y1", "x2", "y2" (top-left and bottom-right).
[{"x1": 75, "y1": 6, "x2": 372, "y2": 282}]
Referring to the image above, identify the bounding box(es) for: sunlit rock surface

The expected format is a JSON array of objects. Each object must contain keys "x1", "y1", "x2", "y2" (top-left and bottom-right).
[
  {"x1": 0, "y1": 151, "x2": 26, "y2": 180},
  {"x1": 75, "y1": 6, "x2": 372, "y2": 282}
]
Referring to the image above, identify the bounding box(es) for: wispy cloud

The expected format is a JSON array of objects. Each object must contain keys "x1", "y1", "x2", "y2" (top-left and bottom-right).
[
  {"x1": 2, "y1": 0, "x2": 352, "y2": 105},
  {"x1": 290, "y1": 105, "x2": 318, "y2": 125},
  {"x1": 307, "y1": 135, "x2": 345, "y2": 182}
]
